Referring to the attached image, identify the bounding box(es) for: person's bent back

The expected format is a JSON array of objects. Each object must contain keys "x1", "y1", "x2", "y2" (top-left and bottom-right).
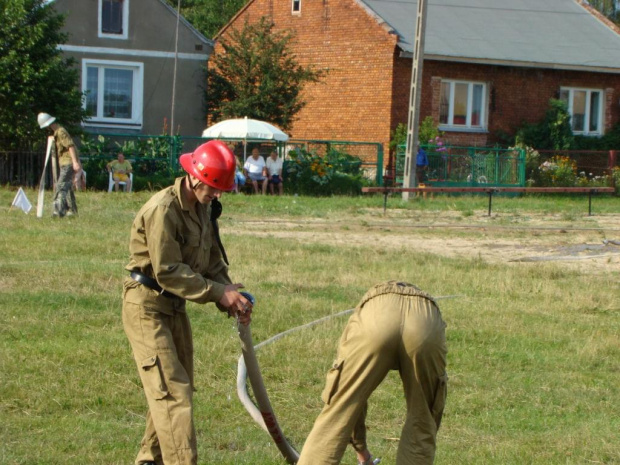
[{"x1": 297, "y1": 281, "x2": 448, "y2": 465}]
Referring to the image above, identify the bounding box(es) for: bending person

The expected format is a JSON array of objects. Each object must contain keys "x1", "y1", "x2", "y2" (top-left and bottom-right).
[{"x1": 298, "y1": 281, "x2": 448, "y2": 465}]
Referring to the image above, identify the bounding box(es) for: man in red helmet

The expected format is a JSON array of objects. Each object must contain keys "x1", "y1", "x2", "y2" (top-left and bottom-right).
[{"x1": 122, "y1": 140, "x2": 252, "y2": 465}]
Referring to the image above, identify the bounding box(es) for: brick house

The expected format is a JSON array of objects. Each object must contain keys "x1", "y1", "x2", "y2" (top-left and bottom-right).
[
  {"x1": 52, "y1": 0, "x2": 213, "y2": 136},
  {"x1": 215, "y1": 0, "x2": 620, "y2": 161}
]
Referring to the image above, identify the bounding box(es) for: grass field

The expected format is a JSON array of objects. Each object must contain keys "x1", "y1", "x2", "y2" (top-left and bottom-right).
[{"x1": 1, "y1": 187, "x2": 619, "y2": 464}]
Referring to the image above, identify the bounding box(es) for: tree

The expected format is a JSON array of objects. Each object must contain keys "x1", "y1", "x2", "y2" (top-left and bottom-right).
[
  {"x1": 164, "y1": 0, "x2": 248, "y2": 39},
  {"x1": 206, "y1": 17, "x2": 322, "y2": 130},
  {"x1": 0, "y1": 0, "x2": 86, "y2": 148},
  {"x1": 588, "y1": 0, "x2": 620, "y2": 24}
]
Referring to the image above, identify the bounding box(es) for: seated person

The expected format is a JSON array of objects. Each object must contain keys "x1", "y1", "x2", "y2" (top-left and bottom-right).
[
  {"x1": 265, "y1": 150, "x2": 284, "y2": 195},
  {"x1": 106, "y1": 152, "x2": 132, "y2": 192},
  {"x1": 235, "y1": 156, "x2": 246, "y2": 193},
  {"x1": 243, "y1": 148, "x2": 268, "y2": 194}
]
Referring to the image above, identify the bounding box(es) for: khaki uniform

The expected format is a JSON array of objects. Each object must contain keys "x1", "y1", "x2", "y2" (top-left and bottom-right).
[
  {"x1": 52, "y1": 126, "x2": 78, "y2": 216},
  {"x1": 122, "y1": 176, "x2": 231, "y2": 465},
  {"x1": 298, "y1": 281, "x2": 448, "y2": 465}
]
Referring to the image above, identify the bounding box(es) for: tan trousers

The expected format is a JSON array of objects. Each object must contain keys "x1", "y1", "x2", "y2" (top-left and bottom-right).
[
  {"x1": 122, "y1": 301, "x2": 197, "y2": 465},
  {"x1": 298, "y1": 285, "x2": 448, "y2": 465}
]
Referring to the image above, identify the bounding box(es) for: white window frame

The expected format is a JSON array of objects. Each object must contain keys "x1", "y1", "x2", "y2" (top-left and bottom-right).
[
  {"x1": 559, "y1": 87, "x2": 604, "y2": 136},
  {"x1": 98, "y1": 0, "x2": 129, "y2": 40},
  {"x1": 82, "y1": 59, "x2": 143, "y2": 128},
  {"x1": 439, "y1": 80, "x2": 487, "y2": 131},
  {"x1": 292, "y1": 0, "x2": 301, "y2": 14}
]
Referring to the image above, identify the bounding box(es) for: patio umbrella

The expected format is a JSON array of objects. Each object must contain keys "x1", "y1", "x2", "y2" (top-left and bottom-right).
[{"x1": 202, "y1": 116, "x2": 289, "y2": 160}]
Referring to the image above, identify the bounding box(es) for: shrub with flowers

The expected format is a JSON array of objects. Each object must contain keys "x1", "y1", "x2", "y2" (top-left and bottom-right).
[
  {"x1": 612, "y1": 166, "x2": 620, "y2": 194},
  {"x1": 537, "y1": 155, "x2": 577, "y2": 187},
  {"x1": 427, "y1": 135, "x2": 447, "y2": 154},
  {"x1": 575, "y1": 171, "x2": 610, "y2": 188},
  {"x1": 285, "y1": 147, "x2": 366, "y2": 195}
]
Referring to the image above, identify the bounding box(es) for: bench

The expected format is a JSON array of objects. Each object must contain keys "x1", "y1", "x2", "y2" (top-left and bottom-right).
[{"x1": 361, "y1": 186, "x2": 615, "y2": 216}]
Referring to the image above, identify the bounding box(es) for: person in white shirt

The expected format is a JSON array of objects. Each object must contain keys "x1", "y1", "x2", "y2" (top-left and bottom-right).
[
  {"x1": 265, "y1": 150, "x2": 284, "y2": 195},
  {"x1": 243, "y1": 148, "x2": 268, "y2": 194}
]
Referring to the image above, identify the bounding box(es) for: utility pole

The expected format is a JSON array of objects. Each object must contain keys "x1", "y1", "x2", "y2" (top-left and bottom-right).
[
  {"x1": 402, "y1": 0, "x2": 429, "y2": 201},
  {"x1": 171, "y1": 0, "x2": 181, "y2": 136}
]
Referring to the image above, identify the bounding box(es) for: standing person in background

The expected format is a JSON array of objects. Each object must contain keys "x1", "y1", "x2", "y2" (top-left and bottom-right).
[
  {"x1": 298, "y1": 281, "x2": 448, "y2": 465},
  {"x1": 107, "y1": 151, "x2": 133, "y2": 192},
  {"x1": 265, "y1": 150, "x2": 284, "y2": 195},
  {"x1": 243, "y1": 147, "x2": 268, "y2": 194},
  {"x1": 122, "y1": 140, "x2": 253, "y2": 465},
  {"x1": 416, "y1": 143, "x2": 429, "y2": 185},
  {"x1": 37, "y1": 112, "x2": 82, "y2": 217}
]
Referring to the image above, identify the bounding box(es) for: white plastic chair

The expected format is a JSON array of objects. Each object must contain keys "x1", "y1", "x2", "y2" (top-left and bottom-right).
[{"x1": 108, "y1": 171, "x2": 133, "y2": 192}]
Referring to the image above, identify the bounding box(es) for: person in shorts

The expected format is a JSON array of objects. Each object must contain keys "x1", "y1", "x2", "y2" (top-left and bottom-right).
[
  {"x1": 107, "y1": 152, "x2": 133, "y2": 192},
  {"x1": 243, "y1": 147, "x2": 268, "y2": 194},
  {"x1": 266, "y1": 150, "x2": 284, "y2": 195}
]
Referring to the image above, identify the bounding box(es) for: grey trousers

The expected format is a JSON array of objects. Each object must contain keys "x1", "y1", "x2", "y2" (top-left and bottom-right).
[{"x1": 53, "y1": 165, "x2": 77, "y2": 217}]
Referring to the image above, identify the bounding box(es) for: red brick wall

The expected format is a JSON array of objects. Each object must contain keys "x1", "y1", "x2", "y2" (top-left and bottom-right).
[
  {"x1": 216, "y1": 0, "x2": 620, "y2": 162},
  {"x1": 215, "y1": 0, "x2": 398, "y2": 157},
  {"x1": 392, "y1": 58, "x2": 620, "y2": 148}
]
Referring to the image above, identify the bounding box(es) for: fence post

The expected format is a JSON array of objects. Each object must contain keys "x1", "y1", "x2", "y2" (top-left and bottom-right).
[{"x1": 609, "y1": 150, "x2": 618, "y2": 170}]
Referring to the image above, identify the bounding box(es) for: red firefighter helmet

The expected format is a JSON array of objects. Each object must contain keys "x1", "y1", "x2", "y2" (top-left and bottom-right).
[{"x1": 179, "y1": 140, "x2": 236, "y2": 191}]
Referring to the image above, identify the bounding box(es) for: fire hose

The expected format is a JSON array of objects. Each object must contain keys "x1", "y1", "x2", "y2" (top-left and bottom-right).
[
  {"x1": 236, "y1": 293, "x2": 462, "y2": 463},
  {"x1": 237, "y1": 319, "x2": 301, "y2": 463},
  {"x1": 236, "y1": 291, "x2": 355, "y2": 463}
]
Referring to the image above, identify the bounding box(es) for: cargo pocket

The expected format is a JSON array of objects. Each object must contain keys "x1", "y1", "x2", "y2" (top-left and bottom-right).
[
  {"x1": 140, "y1": 354, "x2": 170, "y2": 400},
  {"x1": 320, "y1": 359, "x2": 344, "y2": 405},
  {"x1": 431, "y1": 373, "x2": 448, "y2": 429}
]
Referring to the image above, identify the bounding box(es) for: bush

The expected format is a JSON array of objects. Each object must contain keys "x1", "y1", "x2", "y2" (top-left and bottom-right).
[
  {"x1": 389, "y1": 116, "x2": 442, "y2": 152},
  {"x1": 537, "y1": 155, "x2": 577, "y2": 187},
  {"x1": 612, "y1": 166, "x2": 620, "y2": 194},
  {"x1": 79, "y1": 134, "x2": 179, "y2": 191},
  {"x1": 284, "y1": 148, "x2": 367, "y2": 195},
  {"x1": 574, "y1": 123, "x2": 620, "y2": 150},
  {"x1": 515, "y1": 99, "x2": 574, "y2": 150}
]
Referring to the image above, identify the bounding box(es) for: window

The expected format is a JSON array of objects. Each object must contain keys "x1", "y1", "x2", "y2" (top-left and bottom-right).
[
  {"x1": 99, "y1": 0, "x2": 128, "y2": 39},
  {"x1": 559, "y1": 87, "x2": 603, "y2": 135},
  {"x1": 83, "y1": 60, "x2": 143, "y2": 127},
  {"x1": 292, "y1": 0, "x2": 301, "y2": 14},
  {"x1": 439, "y1": 80, "x2": 487, "y2": 129}
]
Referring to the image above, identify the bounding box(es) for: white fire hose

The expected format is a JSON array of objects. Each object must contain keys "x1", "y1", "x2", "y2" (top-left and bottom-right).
[
  {"x1": 236, "y1": 294, "x2": 462, "y2": 463},
  {"x1": 237, "y1": 321, "x2": 301, "y2": 463}
]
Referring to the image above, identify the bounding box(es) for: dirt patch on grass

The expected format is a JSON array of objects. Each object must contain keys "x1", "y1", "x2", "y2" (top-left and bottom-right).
[{"x1": 228, "y1": 208, "x2": 620, "y2": 274}]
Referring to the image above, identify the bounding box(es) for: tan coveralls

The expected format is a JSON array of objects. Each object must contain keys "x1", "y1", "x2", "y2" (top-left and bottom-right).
[
  {"x1": 298, "y1": 281, "x2": 448, "y2": 465},
  {"x1": 122, "y1": 177, "x2": 231, "y2": 465}
]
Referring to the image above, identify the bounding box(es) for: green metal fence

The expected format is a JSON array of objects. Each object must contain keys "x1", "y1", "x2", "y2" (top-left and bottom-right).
[
  {"x1": 394, "y1": 145, "x2": 526, "y2": 187},
  {"x1": 77, "y1": 133, "x2": 385, "y2": 190}
]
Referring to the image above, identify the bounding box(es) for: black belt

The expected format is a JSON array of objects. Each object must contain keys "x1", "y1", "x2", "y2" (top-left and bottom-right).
[{"x1": 130, "y1": 271, "x2": 177, "y2": 299}]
